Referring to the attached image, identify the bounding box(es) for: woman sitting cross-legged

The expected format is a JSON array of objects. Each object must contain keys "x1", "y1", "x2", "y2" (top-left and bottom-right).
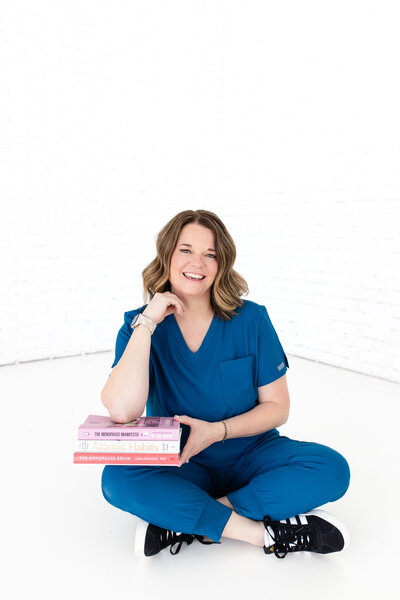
[{"x1": 100, "y1": 209, "x2": 351, "y2": 559}]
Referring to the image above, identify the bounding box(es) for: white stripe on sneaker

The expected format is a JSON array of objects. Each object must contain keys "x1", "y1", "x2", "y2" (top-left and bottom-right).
[
  {"x1": 300, "y1": 514, "x2": 308, "y2": 525},
  {"x1": 264, "y1": 526, "x2": 275, "y2": 547}
]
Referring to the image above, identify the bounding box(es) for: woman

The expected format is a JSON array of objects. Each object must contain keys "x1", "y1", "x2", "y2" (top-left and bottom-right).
[{"x1": 101, "y1": 209, "x2": 351, "y2": 559}]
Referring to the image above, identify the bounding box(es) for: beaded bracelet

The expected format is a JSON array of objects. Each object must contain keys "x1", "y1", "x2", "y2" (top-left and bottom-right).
[{"x1": 221, "y1": 419, "x2": 228, "y2": 443}]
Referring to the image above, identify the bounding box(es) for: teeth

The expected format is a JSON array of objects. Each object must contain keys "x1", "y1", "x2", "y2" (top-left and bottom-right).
[{"x1": 184, "y1": 272, "x2": 204, "y2": 280}]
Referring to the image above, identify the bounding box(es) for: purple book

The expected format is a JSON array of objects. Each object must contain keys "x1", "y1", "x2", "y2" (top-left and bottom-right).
[{"x1": 78, "y1": 414, "x2": 180, "y2": 440}]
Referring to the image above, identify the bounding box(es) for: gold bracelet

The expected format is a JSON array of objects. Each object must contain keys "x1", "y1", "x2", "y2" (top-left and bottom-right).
[{"x1": 221, "y1": 419, "x2": 228, "y2": 443}]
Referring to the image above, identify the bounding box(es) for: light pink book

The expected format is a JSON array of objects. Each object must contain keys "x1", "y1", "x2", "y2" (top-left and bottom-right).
[
  {"x1": 78, "y1": 414, "x2": 180, "y2": 440},
  {"x1": 75, "y1": 435, "x2": 181, "y2": 453}
]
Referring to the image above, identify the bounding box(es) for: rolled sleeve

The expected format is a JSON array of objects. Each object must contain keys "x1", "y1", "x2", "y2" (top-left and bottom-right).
[{"x1": 256, "y1": 306, "x2": 289, "y2": 387}]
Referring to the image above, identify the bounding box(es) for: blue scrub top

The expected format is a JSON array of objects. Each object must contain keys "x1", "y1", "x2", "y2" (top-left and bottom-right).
[{"x1": 111, "y1": 299, "x2": 289, "y2": 468}]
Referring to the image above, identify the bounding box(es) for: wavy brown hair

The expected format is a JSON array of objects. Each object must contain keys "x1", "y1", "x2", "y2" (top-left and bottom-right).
[{"x1": 142, "y1": 209, "x2": 249, "y2": 320}]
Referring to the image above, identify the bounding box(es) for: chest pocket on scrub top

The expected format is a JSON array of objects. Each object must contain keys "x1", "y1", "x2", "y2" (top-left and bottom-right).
[{"x1": 218, "y1": 355, "x2": 257, "y2": 415}]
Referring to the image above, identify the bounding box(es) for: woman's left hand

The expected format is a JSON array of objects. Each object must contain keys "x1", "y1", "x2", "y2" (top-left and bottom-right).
[{"x1": 174, "y1": 415, "x2": 221, "y2": 466}]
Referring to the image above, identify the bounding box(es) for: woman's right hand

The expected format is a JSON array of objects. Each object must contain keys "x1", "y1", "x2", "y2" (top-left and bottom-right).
[{"x1": 142, "y1": 292, "x2": 185, "y2": 325}]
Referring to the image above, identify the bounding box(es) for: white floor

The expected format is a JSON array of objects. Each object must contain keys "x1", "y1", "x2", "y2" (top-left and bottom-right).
[{"x1": 1, "y1": 352, "x2": 399, "y2": 600}]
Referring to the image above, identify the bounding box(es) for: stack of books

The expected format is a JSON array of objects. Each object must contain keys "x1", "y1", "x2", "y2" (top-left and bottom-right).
[{"x1": 73, "y1": 414, "x2": 181, "y2": 466}]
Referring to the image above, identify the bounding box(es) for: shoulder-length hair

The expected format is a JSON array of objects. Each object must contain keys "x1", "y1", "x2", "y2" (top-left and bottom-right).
[{"x1": 142, "y1": 209, "x2": 249, "y2": 320}]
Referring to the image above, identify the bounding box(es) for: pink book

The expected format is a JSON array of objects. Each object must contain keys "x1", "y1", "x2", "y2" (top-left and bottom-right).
[
  {"x1": 73, "y1": 452, "x2": 179, "y2": 465},
  {"x1": 78, "y1": 414, "x2": 180, "y2": 440}
]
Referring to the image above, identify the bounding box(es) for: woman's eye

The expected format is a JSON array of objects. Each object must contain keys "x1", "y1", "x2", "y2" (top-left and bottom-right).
[{"x1": 180, "y1": 249, "x2": 216, "y2": 258}]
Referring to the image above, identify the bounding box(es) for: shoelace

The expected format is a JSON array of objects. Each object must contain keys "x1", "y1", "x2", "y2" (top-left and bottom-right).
[
  {"x1": 160, "y1": 529, "x2": 218, "y2": 555},
  {"x1": 263, "y1": 515, "x2": 314, "y2": 559}
]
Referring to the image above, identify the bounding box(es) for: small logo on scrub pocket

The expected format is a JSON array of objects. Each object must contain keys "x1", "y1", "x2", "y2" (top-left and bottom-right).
[{"x1": 277, "y1": 362, "x2": 285, "y2": 371}]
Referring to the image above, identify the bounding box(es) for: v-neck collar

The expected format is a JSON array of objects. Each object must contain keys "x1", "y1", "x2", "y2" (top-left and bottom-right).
[{"x1": 168, "y1": 312, "x2": 219, "y2": 365}]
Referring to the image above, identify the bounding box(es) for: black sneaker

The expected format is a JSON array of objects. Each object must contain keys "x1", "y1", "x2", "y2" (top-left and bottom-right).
[
  {"x1": 263, "y1": 509, "x2": 350, "y2": 559},
  {"x1": 134, "y1": 517, "x2": 219, "y2": 557}
]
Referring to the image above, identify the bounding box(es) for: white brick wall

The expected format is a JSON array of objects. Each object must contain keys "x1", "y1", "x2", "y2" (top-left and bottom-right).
[{"x1": 1, "y1": 1, "x2": 399, "y2": 382}]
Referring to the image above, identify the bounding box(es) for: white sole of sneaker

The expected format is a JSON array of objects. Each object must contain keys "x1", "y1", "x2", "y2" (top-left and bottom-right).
[
  {"x1": 305, "y1": 509, "x2": 351, "y2": 550},
  {"x1": 134, "y1": 517, "x2": 149, "y2": 558}
]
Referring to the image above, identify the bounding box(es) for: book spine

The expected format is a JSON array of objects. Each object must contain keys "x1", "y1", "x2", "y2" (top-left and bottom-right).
[
  {"x1": 78, "y1": 429, "x2": 180, "y2": 441},
  {"x1": 76, "y1": 439, "x2": 180, "y2": 453},
  {"x1": 73, "y1": 452, "x2": 180, "y2": 465}
]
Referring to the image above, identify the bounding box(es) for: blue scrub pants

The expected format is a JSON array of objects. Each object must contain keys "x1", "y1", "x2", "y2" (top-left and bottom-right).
[{"x1": 101, "y1": 430, "x2": 351, "y2": 543}]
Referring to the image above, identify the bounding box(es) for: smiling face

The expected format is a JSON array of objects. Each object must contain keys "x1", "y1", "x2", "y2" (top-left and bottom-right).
[{"x1": 169, "y1": 223, "x2": 219, "y2": 302}]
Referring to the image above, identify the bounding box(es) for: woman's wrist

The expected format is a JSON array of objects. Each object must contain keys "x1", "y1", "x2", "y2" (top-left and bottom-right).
[{"x1": 212, "y1": 420, "x2": 228, "y2": 442}]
